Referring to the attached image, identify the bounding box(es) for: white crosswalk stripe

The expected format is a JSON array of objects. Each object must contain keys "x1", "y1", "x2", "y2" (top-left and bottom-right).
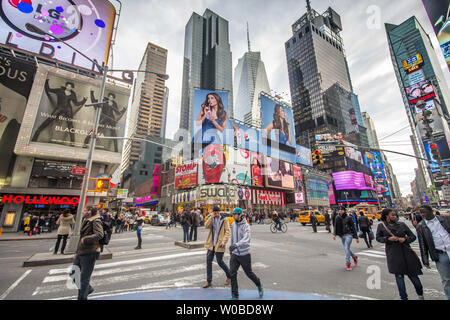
[{"x1": 33, "y1": 247, "x2": 269, "y2": 299}]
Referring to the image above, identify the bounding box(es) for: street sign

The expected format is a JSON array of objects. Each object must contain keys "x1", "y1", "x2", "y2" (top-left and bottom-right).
[
  {"x1": 72, "y1": 166, "x2": 86, "y2": 175},
  {"x1": 117, "y1": 189, "x2": 129, "y2": 199}
]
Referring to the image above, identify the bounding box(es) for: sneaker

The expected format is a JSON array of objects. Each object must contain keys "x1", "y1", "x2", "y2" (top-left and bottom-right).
[
  {"x1": 258, "y1": 286, "x2": 264, "y2": 297},
  {"x1": 418, "y1": 295, "x2": 424, "y2": 300},
  {"x1": 224, "y1": 278, "x2": 231, "y2": 286},
  {"x1": 202, "y1": 282, "x2": 212, "y2": 288},
  {"x1": 353, "y1": 255, "x2": 358, "y2": 266},
  {"x1": 346, "y1": 263, "x2": 352, "y2": 271}
]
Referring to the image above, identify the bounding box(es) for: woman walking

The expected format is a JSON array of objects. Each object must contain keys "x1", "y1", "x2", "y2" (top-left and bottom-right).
[
  {"x1": 53, "y1": 210, "x2": 74, "y2": 254},
  {"x1": 376, "y1": 208, "x2": 424, "y2": 300},
  {"x1": 71, "y1": 206, "x2": 103, "y2": 300}
]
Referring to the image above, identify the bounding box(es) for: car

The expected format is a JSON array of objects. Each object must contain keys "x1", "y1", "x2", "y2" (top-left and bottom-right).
[
  {"x1": 151, "y1": 214, "x2": 169, "y2": 226},
  {"x1": 298, "y1": 211, "x2": 325, "y2": 226},
  {"x1": 204, "y1": 212, "x2": 235, "y2": 226}
]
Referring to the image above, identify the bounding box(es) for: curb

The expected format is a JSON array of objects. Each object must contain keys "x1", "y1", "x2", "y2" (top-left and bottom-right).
[
  {"x1": 22, "y1": 249, "x2": 113, "y2": 267},
  {"x1": 174, "y1": 241, "x2": 204, "y2": 249}
]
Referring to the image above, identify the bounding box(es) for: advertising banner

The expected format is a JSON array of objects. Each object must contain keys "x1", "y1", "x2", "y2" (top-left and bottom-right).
[
  {"x1": 408, "y1": 69, "x2": 425, "y2": 85},
  {"x1": 332, "y1": 171, "x2": 375, "y2": 191},
  {"x1": 251, "y1": 189, "x2": 285, "y2": 205},
  {"x1": 117, "y1": 189, "x2": 128, "y2": 199},
  {"x1": 363, "y1": 151, "x2": 386, "y2": 182},
  {"x1": 260, "y1": 94, "x2": 295, "y2": 148},
  {"x1": 293, "y1": 165, "x2": 303, "y2": 193},
  {"x1": 250, "y1": 152, "x2": 263, "y2": 187},
  {"x1": 0, "y1": 0, "x2": 116, "y2": 71},
  {"x1": 175, "y1": 160, "x2": 198, "y2": 190},
  {"x1": 229, "y1": 120, "x2": 259, "y2": 153},
  {"x1": 265, "y1": 156, "x2": 294, "y2": 190},
  {"x1": 315, "y1": 132, "x2": 343, "y2": 144},
  {"x1": 344, "y1": 144, "x2": 363, "y2": 164},
  {"x1": 405, "y1": 80, "x2": 437, "y2": 104},
  {"x1": 193, "y1": 89, "x2": 230, "y2": 147},
  {"x1": 295, "y1": 192, "x2": 305, "y2": 204},
  {"x1": 402, "y1": 53, "x2": 424, "y2": 73},
  {"x1": 296, "y1": 145, "x2": 313, "y2": 166},
  {"x1": 0, "y1": 53, "x2": 36, "y2": 184},
  {"x1": 30, "y1": 71, "x2": 128, "y2": 152},
  {"x1": 422, "y1": 0, "x2": 450, "y2": 70},
  {"x1": 305, "y1": 174, "x2": 330, "y2": 202}
]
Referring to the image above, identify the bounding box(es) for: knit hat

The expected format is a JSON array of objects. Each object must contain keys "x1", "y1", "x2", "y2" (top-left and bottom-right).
[
  {"x1": 213, "y1": 205, "x2": 221, "y2": 212},
  {"x1": 232, "y1": 207, "x2": 244, "y2": 215}
]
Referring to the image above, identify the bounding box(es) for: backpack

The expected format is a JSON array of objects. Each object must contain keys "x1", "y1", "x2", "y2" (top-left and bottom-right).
[{"x1": 99, "y1": 220, "x2": 112, "y2": 246}]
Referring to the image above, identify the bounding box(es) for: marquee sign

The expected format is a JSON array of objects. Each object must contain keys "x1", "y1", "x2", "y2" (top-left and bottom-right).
[
  {"x1": 2, "y1": 194, "x2": 82, "y2": 205},
  {"x1": 251, "y1": 189, "x2": 285, "y2": 205}
]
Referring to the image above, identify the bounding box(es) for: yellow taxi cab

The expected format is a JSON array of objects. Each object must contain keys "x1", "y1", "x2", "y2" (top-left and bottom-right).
[
  {"x1": 364, "y1": 213, "x2": 375, "y2": 224},
  {"x1": 375, "y1": 210, "x2": 382, "y2": 221},
  {"x1": 298, "y1": 211, "x2": 325, "y2": 225},
  {"x1": 204, "y1": 212, "x2": 235, "y2": 226}
]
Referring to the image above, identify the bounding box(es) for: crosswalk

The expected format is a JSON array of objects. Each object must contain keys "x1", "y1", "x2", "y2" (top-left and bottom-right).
[{"x1": 32, "y1": 247, "x2": 269, "y2": 300}]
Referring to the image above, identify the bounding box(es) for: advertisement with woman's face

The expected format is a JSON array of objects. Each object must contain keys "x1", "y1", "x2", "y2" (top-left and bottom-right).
[
  {"x1": 265, "y1": 156, "x2": 294, "y2": 190},
  {"x1": 260, "y1": 95, "x2": 295, "y2": 148},
  {"x1": 250, "y1": 152, "x2": 263, "y2": 187},
  {"x1": 193, "y1": 89, "x2": 230, "y2": 147}
]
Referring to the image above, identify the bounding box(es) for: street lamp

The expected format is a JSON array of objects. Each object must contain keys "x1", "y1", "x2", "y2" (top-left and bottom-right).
[{"x1": 24, "y1": 24, "x2": 170, "y2": 253}]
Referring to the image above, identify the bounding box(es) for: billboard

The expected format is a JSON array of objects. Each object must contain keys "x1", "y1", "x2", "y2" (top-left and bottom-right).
[
  {"x1": 0, "y1": 53, "x2": 36, "y2": 184},
  {"x1": 250, "y1": 152, "x2": 263, "y2": 187},
  {"x1": 315, "y1": 132, "x2": 343, "y2": 143},
  {"x1": 364, "y1": 151, "x2": 386, "y2": 182},
  {"x1": 345, "y1": 145, "x2": 363, "y2": 164},
  {"x1": 402, "y1": 53, "x2": 424, "y2": 73},
  {"x1": 229, "y1": 120, "x2": 259, "y2": 153},
  {"x1": 30, "y1": 71, "x2": 128, "y2": 153},
  {"x1": 293, "y1": 165, "x2": 303, "y2": 193},
  {"x1": 265, "y1": 156, "x2": 294, "y2": 190},
  {"x1": 422, "y1": 0, "x2": 450, "y2": 70},
  {"x1": 192, "y1": 89, "x2": 230, "y2": 147},
  {"x1": 199, "y1": 145, "x2": 251, "y2": 186},
  {"x1": 260, "y1": 94, "x2": 295, "y2": 148},
  {"x1": 175, "y1": 160, "x2": 198, "y2": 190},
  {"x1": 0, "y1": 0, "x2": 116, "y2": 71},
  {"x1": 423, "y1": 135, "x2": 450, "y2": 172},
  {"x1": 296, "y1": 145, "x2": 313, "y2": 166},
  {"x1": 332, "y1": 171, "x2": 376, "y2": 191},
  {"x1": 405, "y1": 80, "x2": 437, "y2": 104}
]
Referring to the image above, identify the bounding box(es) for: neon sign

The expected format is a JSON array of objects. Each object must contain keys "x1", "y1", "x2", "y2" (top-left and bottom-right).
[{"x1": 2, "y1": 195, "x2": 81, "y2": 205}]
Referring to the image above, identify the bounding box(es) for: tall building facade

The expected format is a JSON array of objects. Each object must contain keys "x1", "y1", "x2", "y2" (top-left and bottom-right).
[
  {"x1": 285, "y1": 6, "x2": 368, "y2": 148},
  {"x1": 179, "y1": 9, "x2": 233, "y2": 134},
  {"x1": 121, "y1": 42, "x2": 168, "y2": 193},
  {"x1": 233, "y1": 28, "x2": 270, "y2": 127}
]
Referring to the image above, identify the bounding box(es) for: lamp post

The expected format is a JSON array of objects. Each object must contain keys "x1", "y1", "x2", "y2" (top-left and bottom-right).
[{"x1": 24, "y1": 24, "x2": 170, "y2": 253}]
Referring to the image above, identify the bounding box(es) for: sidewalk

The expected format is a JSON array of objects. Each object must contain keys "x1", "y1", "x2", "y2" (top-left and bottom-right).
[{"x1": 0, "y1": 231, "x2": 58, "y2": 241}]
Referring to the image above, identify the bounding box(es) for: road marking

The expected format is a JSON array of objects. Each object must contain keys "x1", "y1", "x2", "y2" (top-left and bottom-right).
[
  {"x1": 357, "y1": 252, "x2": 385, "y2": 258},
  {"x1": 0, "y1": 270, "x2": 32, "y2": 300}
]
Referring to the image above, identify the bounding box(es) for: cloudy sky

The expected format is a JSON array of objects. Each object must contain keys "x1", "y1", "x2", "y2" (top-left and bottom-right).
[{"x1": 111, "y1": 0, "x2": 450, "y2": 197}]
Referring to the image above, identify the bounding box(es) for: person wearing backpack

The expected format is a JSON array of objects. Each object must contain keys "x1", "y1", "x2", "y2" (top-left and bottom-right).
[
  {"x1": 99, "y1": 208, "x2": 112, "y2": 253},
  {"x1": 135, "y1": 213, "x2": 145, "y2": 250},
  {"x1": 71, "y1": 206, "x2": 103, "y2": 300},
  {"x1": 358, "y1": 211, "x2": 373, "y2": 248}
]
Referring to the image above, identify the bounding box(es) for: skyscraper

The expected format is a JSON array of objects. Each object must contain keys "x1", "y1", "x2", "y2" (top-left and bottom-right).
[
  {"x1": 233, "y1": 24, "x2": 270, "y2": 128},
  {"x1": 179, "y1": 9, "x2": 233, "y2": 134},
  {"x1": 121, "y1": 42, "x2": 168, "y2": 186},
  {"x1": 285, "y1": 5, "x2": 368, "y2": 148}
]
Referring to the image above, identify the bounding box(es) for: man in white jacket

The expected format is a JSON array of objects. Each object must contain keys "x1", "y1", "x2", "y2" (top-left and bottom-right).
[{"x1": 229, "y1": 207, "x2": 263, "y2": 300}]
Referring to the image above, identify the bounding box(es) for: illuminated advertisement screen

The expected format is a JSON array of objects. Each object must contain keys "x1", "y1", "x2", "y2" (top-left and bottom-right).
[
  {"x1": 315, "y1": 132, "x2": 343, "y2": 143},
  {"x1": 30, "y1": 71, "x2": 128, "y2": 153},
  {"x1": 405, "y1": 80, "x2": 436, "y2": 104},
  {"x1": 306, "y1": 175, "x2": 330, "y2": 201},
  {"x1": 265, "y1": 156, "x2": 294, "y2": 190},
  {"x1": 364, "y1": 151, "x2": 386, "y2": 182},
  {"x1": 175, "y1": 160, "x2": 198, "y2": 190},
  {"x1": 0, "y1": 0, "x2": 116, "y2": 71},
  {"x1": 422, "y1": 0, "x2": 450, "y2": 70},
  {"x1": 296, "y1": 145, "x2": 313, "y2": 167},
  {"x1": 228, "y1": 120, "x2": 259, "y2": 153},
  {"x1": 402, "y1": 53, "x2": 424, "y2": 73},
  {"x1": 260, "y1": 94, "x2": 295, "y2": 148},
  {"x1": 293, "y1": 165, "x2": 303, "y2": 193},
  {"x1": 332, "y1": 171, "x2": 376, "y2": 191},
  {"x1": 250, "y1": 152, "x2": 263, "y2": 187},
  {"x1": 192, "y1": 89, "x2": 230, "y2": 147},
  {"x1": 423, "y1": 135, "x2": 450, "y2": 172}
]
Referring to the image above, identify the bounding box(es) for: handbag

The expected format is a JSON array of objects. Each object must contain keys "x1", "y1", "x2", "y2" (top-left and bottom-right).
[
  {"x1": 358, "y1": 231, "x2": 364, "y2": 239},
  {"x1": 369, "y1": 230, "x2": 374, "y2": 241}
]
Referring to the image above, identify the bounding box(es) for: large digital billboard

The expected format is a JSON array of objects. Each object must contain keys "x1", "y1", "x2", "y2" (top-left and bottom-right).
[
  {"x1": 0, "y1": 53, "x2": 36, "y2": 184},
  {"x1": 250, "y1": 152, "x2": 263, "y2": 187},
  {"x1": 265, "y1": 156, "x2": 294, "y2": 190},
  {"x1": 30, "y1": 71, "x2": 128, "y2": 152},
  {"x1": 193, "y1": 89, "x2": 230, "y2": 148},
  {"x1": 363, "y1": 151, "x2": 386, "y2": 182},
  {"x1": 229, "y1": 119, "x2": 259, "y2": 153},
  {"x1": 422, "y1": 0, "x2": 450, "y2": 70},
  {"x1": 296, "y1": 145, "x2": 313, "y2": 166},
  {"x1": 260, "y1": 94, "x2": 295, "y2": 148},
  {"x1": 405, "y1": 80, "x2": 437, "y2": 105},
  {"x1": 332, "y1": 171, "x2": 375, "y2": 191},
  {"x1": 0, "y1": 0, "x2": 116, "y2": 71}
]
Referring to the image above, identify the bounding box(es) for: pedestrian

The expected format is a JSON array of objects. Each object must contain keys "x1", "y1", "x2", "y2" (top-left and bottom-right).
[
  {"x1": 99, "y1": 209, "x2": 112, "y2": 253},
  {"x1": 310, "y1": 211, "x2": 318, "y2": 233},
  {"x1": 331, "y1": 208, "x2": 338, "y2": 233},
  {"x1": 186, "y1": 209, "x2": 193, "y2": 242},
  {"x1": 53, "y1": 210, "x2": 74, "y2": 254},
  {"x1": 417, "y1": 205, "x2": 450, "y2": 300},
  {"x1": 333, "y1": 207, "x2": 359, "y2": 271},
  {"x1": 376, "y1": 208, "x2": 424, "y2": 300},
  {"x1": 324, "y1": 210, "x2": 331, "y2": 233},
  {"x1": 135, "y1": 213, "x2": 145, "y2": 250},
  {"x1": 351, "y1": 211, "x2": 359, "y2": 234},
  {"x1": 170, "y1": 211, "x2": 177, "y2": 228},
  {"x1": 180, "y1": 209, "x2": 190, "y2": 243},
  {"x1": 229, "y1": 207, "x2": 263, "y2": 300},
  {"x1": 202, "y1": 206, "x2": 232, "y2": 288},
  {"x1": 248, "y1": 211, "x2": 253, "y2": 225},
  {"x1": 29, "y1": 215, "x2": 38, "y2": 236},
  {"x1": 38, "y1": 215, "x2": 45, "y2": 234},
  {"x1": 358, "y1": 211, "x2": 373, "y2": 248},
  {"x1": 165, "y1": 212, "x2": 170, "y2": 229},
  {"x1": 115, "y1": 215, "x2": 122, "y2": 233},
  {"x1": 71, "y1": 206, "x2": 103, "y2": 300},
  {"x1": 412, "y1": 206, "x2": 423, "y2": 229}
]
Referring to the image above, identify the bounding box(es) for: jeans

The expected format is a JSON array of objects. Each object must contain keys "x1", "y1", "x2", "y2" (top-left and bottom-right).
[
  {"x1": 190, "y1": 226, "x2": 198, "y2": 241},
  {"x1": 275, "y1": 218, "x2": 282, "y2": 230},
  {"x1": 230, "y1": 254, "x2": 261, "y2": 299},
  {"x1": 72, "y1": 252, "x2": 97, "y2": 300},
  {"x1": 182, "y1": 225, "x2": 189, "y2": 242},
  {"x1": 206, "y1": 249, "x2": 231, "y2": 283},
  {"x1": 394, "y1": 274, "x2": 423, "y2": 300},
  {"x1": 136, "y1": 230, "x2": 142, "y2": 248},
  {"x1": 341, "y1": 235, "x2": 356, "y2": 264},
  {"x1": 54, "y1": 234, "x2": 68, "y2": 254},
  {"x1": 435, "y1": 252, "x2": 450, "y2": 300}
]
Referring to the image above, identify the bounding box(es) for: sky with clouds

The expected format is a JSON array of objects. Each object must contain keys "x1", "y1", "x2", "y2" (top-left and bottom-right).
[{"x1": 111, "y1": 0, "x2": 450, "y2": 197}]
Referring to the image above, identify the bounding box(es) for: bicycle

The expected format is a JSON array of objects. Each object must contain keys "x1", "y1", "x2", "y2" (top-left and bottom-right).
[{"x1": 270, "y1": 221, "x2": 287, "y2": 233}]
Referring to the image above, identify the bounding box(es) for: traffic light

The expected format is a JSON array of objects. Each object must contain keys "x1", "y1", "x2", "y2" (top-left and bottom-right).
[
  {"x1": 430, "y1": 143, "x2": 441, "y2": 162},
  {"x1": 95, "y1": 178, "x2": 111, "y2": 192},
  {"x1": 313, "y1": 150, "x2": 324, "y2": 165}
]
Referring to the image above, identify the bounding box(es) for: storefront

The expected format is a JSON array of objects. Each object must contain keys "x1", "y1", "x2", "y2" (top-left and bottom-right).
[
  {"x1": 195, "y1": 185, "x2": 239, "y2": 214},
  {"x1": 134, "y1": 196, "x2": 159, "y2": 210},
  {"x1": 173, "y1": 189, "x2": 197, "y2": 213}
]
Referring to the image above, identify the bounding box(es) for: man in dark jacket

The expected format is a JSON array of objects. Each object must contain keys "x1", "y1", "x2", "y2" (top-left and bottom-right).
[
  {"x1": 310, "y1": 212, "x2": 318, "y2": 233},
  {"x1": 417, "y1": 205, "x2": 450, "y2": 300},
  {"x1": 333, "y1": 207, "x2": 359, "y2": 271},
  {"x1": 190, "y1": 209, "x2": 200, "y2": 242},
  {"x1": 358, "y1": 212, "x2": 373, "y2": 248},
  {"x1": 324, "y1": 210, "x2": 331, "y2": 233}
]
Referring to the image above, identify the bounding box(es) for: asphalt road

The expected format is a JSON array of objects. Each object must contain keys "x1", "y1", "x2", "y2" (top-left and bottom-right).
[{"x1": 0, "y1": 218, "x2": 446, "y2": 300}]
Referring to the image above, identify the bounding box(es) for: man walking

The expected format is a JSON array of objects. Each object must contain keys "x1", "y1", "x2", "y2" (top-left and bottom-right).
[
  {"x1": 417, "y1": 205, "x2": 450, "y2": 299},
  {"x1": 324, "y1": 209, "x2": 332, "y2": 233},
  {"x1": 311, "y1": 212, "x2": 318, "y2": 233},
  {"x1": 135, "y1": 213, "x2": 145, "y2": 250},
  {"x1": 333, "y1": 207, "x2": 359, "y2": 271},
  {"x1": 229, "y1": 207, "x2": 263, "y2": 300},
  {"x1": 202, "y1": 206, "x2": 232, "y2": 288},
  {"x1": 190, "y1": 209, "x2": 200, "y2": 241},
  {"x1": 358, "y1": 212, "x2": 373, "y2": 248}
]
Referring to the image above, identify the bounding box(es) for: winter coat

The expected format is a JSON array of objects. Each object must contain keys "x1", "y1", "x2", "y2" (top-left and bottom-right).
[
  {"x1": 192, "y1": 211, "x2": 201, "y2": 227},
  {"x1": 230, "y1": 217, "x2": 251, "y2": 256},
  {"x1": 185, "y1": 212, "x2": 193, "y2": 227},
  {"x1": 333, "y1": 214, "x2": 357, "y2": 238},
  {"x1": 416, "y1": 216, "x2": 450, "y2": 265},
  {"x1": 204, "y1": 215, "x2": 231, "y2": 253},
  {"x1": 76, "y1": 214, "x2": 104, "y2": 255},
  {"x1": 358, "y1": 216, "x2": 370, "y2": 230},
  {"x1": 56, "y1": 214, "x2": 74, "y2": 235},
  {"x1": 376, "y1": 222, "x2": 422, "y2": 276},
  {"x1": 324, "y1": 213, "x2": 331, "y2": 225}
]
